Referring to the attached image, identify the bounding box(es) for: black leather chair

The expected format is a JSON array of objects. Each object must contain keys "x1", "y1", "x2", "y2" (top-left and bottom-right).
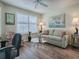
[
  {"x1": 0, "y1": 47, "x2": 14, "y2": 59},
  {"x1": 0, "y1": 47, "x2": 5, "y2": 59},
  {"x1": 12, "y1": 33, "x2": 22, "y2": 56}
]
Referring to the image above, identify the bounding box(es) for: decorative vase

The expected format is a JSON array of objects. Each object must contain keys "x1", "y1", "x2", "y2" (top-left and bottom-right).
[{"x1": 28, "y1": 32, "x2": 31, "y2": 42}]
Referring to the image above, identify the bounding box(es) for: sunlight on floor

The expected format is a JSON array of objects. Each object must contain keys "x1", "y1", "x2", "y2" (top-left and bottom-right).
[
  {"x1": 31, "y1": 38, "x2": 47, "y2": 43},
  {"x1": 31, "y1": 38, "x2": 39, "y2": 42}
]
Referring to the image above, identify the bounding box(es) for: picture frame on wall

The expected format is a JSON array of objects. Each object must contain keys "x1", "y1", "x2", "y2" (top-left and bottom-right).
[
  {"x1": 5, "y1": 13, "x2": 15, "y2": 25},
  {"x1": 49, "y1": 14, "x2": 65, "y2": 28}
]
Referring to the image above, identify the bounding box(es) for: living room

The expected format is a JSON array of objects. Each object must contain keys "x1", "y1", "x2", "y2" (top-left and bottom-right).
[{"x1": 0, "y1": 0, "x2": 79, "y2": 59}]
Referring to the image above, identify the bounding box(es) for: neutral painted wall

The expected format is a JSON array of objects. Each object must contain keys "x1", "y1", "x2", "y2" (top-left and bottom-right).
[
  {"x1": 43, "y1": 3, "x2": 79, "y2": 30},
  {"x1": 0, "y1": 3, "x2": 42, "y2": 33},
  {"x1": 0, "y1": 2, "x2": 5, "y2": 36},
  {"x1": 0, "y1": 2, "x2": 42, "y2": 41},
  {"x1": 0, "y1": 2, "x2": 79, "y2": 38}
]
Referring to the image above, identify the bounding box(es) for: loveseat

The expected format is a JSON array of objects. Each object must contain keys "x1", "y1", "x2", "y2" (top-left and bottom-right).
[{"x1": 42, "y1": 29, "x2": 69, "y2": 48}]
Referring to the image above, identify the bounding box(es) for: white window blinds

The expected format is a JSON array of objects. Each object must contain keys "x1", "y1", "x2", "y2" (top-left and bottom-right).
[{"x1": 16, "y1": 13, "x2": 38, "y2": 34}]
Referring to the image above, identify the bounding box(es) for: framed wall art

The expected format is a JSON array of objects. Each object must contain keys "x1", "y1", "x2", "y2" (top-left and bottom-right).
[
  {"x1": 5, "y1": 13, "x2": 15, "y2": 25},
  {"x1": 49, "y1": 14, "x2": 65, "y2": 28}
]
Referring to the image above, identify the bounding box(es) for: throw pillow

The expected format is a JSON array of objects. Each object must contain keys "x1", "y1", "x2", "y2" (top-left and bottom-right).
[
  {"x1": 42, "y1": 30, "x2": 49, "y2": 35},
  {"x1": 61, "y1": 32, "x2": 66, "y2": 37}
]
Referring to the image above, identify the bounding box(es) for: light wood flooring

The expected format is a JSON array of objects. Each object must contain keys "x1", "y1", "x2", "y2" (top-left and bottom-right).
[{"x1": 16, "y1": 42, "x2": 79, "y2": 59}]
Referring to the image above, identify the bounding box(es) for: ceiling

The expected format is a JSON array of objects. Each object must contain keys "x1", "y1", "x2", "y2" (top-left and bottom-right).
[{"x1": 0, "y1": 0, "x2": 79, "y2": 14}]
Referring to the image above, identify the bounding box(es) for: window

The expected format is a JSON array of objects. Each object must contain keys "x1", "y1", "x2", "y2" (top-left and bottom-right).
[
  {"x1": 16, "y1": 13, "x2": 38, "y2": 34},
  {"x1": 29, "y1": 16, "x2": 38, "y2": 33}
]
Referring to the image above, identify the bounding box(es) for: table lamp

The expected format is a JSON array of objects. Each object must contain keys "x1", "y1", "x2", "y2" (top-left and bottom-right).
[
  {"x1": 39, "y1": 22, "x2": 46, "y2": 33},
  {"x1": 72, "y1": 18, "x2": 79, "y2": 34},
  {"x1": 39, "y1": 22, "x2": 43, "y2": 33}
]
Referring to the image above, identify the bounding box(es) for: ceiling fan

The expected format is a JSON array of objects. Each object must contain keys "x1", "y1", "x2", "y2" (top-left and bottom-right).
[{"x1": 33, "y1": 0, "x2": 48, "y2": 8}]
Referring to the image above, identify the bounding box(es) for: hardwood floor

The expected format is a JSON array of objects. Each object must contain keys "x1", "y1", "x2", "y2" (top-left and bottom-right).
[{"x1": 16, "y1": 42, "x2": 79, "y2": 59}]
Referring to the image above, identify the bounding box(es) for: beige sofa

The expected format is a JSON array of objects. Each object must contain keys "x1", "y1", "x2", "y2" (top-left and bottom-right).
[{"x1": 42, "y1": 29, "x2": 69, "y2": 48}]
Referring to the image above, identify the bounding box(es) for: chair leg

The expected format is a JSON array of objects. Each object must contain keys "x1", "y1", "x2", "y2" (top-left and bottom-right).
[
  {"x1": 16, "y1": 48, "x2": 20, "y2": 57},
  {"x1": 5, "y1": 47, "x2": 11, "y2": 59}
]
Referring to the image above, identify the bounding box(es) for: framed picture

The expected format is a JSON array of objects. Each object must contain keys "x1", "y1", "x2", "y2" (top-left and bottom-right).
[
  {"x1": 5, "y1": 13, "x2": 15, "y2": 25},
  {"x1": 49, "y1": 14, "x2": 65, "y2": 28}
]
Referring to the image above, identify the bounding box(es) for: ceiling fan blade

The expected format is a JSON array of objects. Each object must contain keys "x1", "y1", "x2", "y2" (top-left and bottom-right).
[
  {"x1": 33, "y1": 0, "x2": 37, "y2": 3},
  {"x1": 39, "y1": 2, "x2": 48, "y2": 7}
]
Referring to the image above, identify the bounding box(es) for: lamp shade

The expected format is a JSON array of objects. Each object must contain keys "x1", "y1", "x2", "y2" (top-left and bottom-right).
[
  {"x1": 72, "y1": 18, "x2": 79, "y2": 27},
  {"x1": 39, "y1": 22, "x2": 43, "y2": 26}
]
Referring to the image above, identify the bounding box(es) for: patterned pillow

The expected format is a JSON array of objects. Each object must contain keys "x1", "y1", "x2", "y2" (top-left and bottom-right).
[
  {"x1": 61, "y1": 32, "x2": 66, "y2": 37},
  {"x1": 42, "y1": 30, "x2": 49, "y2": 35}
]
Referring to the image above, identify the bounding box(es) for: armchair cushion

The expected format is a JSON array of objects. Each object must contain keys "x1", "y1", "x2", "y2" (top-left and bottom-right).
[
  {"x1": 0, "y1": 47, "x2": 5, "y2": 59},
  {"x1": 0, "y1": 47, "x2": 17, "y2": 59},
  {"x1": 6, "y1": 32, "x2": 15, "y2": 44}
]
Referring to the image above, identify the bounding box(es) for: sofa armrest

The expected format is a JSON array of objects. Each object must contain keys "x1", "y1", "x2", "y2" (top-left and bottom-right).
[
  {"x1": 61, "y1": 35, "x2": 69, "y2": 48},
  {"x1": 62, "y1": 35, "x2": 69, "y2": 41}
]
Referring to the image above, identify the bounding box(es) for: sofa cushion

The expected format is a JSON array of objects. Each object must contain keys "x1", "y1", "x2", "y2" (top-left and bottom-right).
[
  {"x1": 49, "y1": 36, "x2": 62, "y2": 40},
  {"x1": 54, "y1": 30, "x2": 62, "y2": 36},
  {"x1": 54, "y1": 30, "x2": 67, "y2": 37},
  {"x1": 42, "y1": 35, "x2": 62, "y2": 41},
  {"x1": 42, "y1": 35, "x2": 49, "y2": 38}
]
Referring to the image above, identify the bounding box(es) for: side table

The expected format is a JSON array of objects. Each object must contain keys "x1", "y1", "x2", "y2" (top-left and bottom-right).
[
  {"x1": 71, "y1": 34, "x2": 79, "y2": 48},
  {"x1": 0, "y1": 37, "x2": 8, "y2": 48},
  {"x1": 0, "y1": 41, "x2": 8, "y2": 48}
]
